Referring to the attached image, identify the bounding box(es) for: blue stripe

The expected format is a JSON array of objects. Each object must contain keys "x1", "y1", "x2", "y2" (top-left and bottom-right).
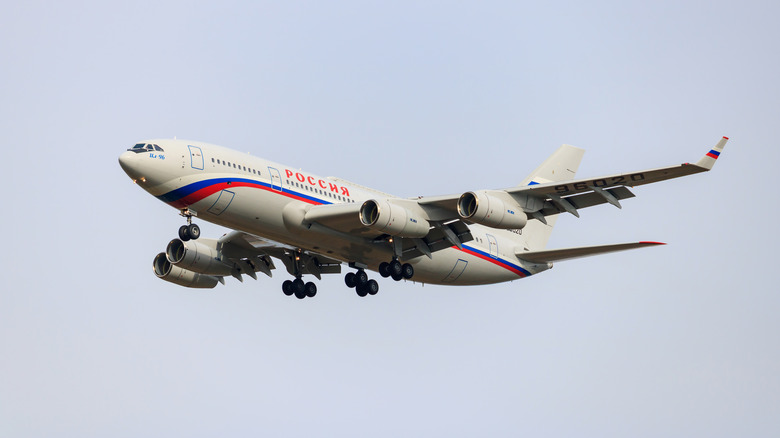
[
  {"x1": 461, "y1": 244, "x2": 532, "y2": 277},
  {"x1": 157, "y1": 177, "x2": 333, "y2": 205}
]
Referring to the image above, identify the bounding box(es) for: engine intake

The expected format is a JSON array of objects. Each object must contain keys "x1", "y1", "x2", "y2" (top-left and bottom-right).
[
  {"x1": 153, "y1": 253, "x2": 220, "y2": 288},
  {"x1": 457, "y1": 191, "x2": 528, "y2": 229},
  {"x1": 359, "y1": 199, "x2": 430, "y2": 238}
]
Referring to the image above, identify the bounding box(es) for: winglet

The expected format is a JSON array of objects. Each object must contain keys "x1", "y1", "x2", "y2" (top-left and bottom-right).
[{"x1": 695, "y1": 136, "x2": 729, "y2": 170}]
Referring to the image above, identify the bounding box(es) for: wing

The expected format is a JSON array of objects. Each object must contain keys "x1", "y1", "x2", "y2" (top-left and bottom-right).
[
  {"x1": 517, "y1": 241, "x2": 666, "y2": 263},
  {"x1": 419, "y1": 136, "x2": 728, "y2": 223}
]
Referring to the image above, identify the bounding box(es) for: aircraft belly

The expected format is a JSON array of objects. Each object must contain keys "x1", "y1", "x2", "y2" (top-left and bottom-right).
[{"x1": 409, "y1": 247, "x2": 528, "y2": 285}]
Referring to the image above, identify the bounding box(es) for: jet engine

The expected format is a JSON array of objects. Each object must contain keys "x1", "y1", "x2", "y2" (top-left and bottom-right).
[
  {"x1": 153, "y1": 253, "x2": 221, "y2": 288},
  {"x1": 165, "y1": 238, "x2": 234, "y2": 276},
  {"x1": 359, "y1": 199, "x2": 430, "y2": 238},
  {"x1": 457, "y1": 191, "x2": 528, "y2": 229}
]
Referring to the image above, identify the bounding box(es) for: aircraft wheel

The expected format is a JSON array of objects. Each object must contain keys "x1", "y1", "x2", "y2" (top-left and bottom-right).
[
  {"x1": 187, "y1": 223, "x2": 201, "y2": 240},
  {"x1": 356, "y1": 284, "x2": 369, "y2": 297},
  {"x1": 355, "y1": 269, "x2": 368, "y2": 286},
  {"x1": 391, "y1": 272, "x2": 403, "y2": 282},
  {"x1": 366, "y1": 279, "x2": 379, "y2": 295},
  {"x1": 178, "y1": 225, "x2": 191, "y2": 241},
  {"x1": 389, "y1": 260, "x2": 402, "y2": 278},
  {"x1": 345, "y1": 272, "x2": 357, "y2": 288},
  {"x1": 282, "y1": 280, "x2": 294, "y2": 296},
  {"x1": 305, "y1": 282, "x2": 317, "y2": 298},
  {"x1": 292, "y1": 278, "x2": 305, "y2": 297},
  {"x1": 401, "y1": 263, "x2": 414, "y2": 279},
  {"x1": 378, "y1": 262, "x2": 391, "y2": 278}
]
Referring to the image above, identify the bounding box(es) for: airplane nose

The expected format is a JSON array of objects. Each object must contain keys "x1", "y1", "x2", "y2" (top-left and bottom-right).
[{"x1": 118, "y1": 151, "x2": 141, "y2": 178}]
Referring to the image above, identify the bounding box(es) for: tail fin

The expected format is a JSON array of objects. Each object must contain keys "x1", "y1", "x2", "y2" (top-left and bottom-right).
[{"x1": 519, "y1": 145, "x2": 585, "y2": 250}]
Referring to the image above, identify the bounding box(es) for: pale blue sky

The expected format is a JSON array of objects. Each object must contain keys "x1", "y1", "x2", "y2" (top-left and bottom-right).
[{"x1": 1, "y1": 1, "x2": 778, "y2": 437}]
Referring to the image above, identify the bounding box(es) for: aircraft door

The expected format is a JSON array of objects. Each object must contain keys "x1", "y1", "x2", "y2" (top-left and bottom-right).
[
  {"x1": 207, "y1": 190, "x2": 235, "y2": 215},
  {"x1": 487, "y1": 234, "x2": 498, "y2": 258},
  {"x1": 188, "y1": 145, "x2": 204, "y2": 170},
  {"x1": 268, "y1": 167, "x2": 282, "y2": 191},
  {"x1": 442, "y1": 259, "x2": 468, "y2": 283}
]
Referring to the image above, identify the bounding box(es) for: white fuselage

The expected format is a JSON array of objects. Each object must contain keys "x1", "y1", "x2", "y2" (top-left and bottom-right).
[{"x1": 119, "y1": 139, "x2": 549, "y2": 285}]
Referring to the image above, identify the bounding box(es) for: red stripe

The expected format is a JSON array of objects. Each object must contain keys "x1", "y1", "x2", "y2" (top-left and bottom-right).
[
  {"x1": 169, "y1": 181, "x2": 322, "y2": 209},
  {"x1": 456, "y1": 246, "x2": 527, "y2": 277}
]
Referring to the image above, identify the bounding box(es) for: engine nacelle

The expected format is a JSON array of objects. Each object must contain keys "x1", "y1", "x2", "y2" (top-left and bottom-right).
[
  {"x1": 457, "y1": 191, "x2": 528, "y2": 229},
  {"x1": 153, "y1": 253, "x2": 220, "y2": 289},
  {"x1": 166, "y1": 238, "x2": 234, "y2": 276},
  {"x1": 359, "y1": 199, "x2": 430, "y2": 238}
]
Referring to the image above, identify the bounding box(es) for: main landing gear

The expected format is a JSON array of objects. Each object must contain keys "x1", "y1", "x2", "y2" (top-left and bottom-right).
[
  {"x1": 282, "y1": 277, "x2": 317, "y2": 300},
  {"x1": 344, "y1": 269, "x2": 379, "y2": 297},
  {"x1": 378, "y1": 259, "x2": 414, "y2": 282},
  {"x1": 177, "y1": 209, "x2": 200, "y2": 241}
]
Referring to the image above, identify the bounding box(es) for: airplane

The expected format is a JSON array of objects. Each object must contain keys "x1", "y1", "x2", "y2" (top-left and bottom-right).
[{"x1": 118, "y1": 136, "x2": 728, "y2": 299}]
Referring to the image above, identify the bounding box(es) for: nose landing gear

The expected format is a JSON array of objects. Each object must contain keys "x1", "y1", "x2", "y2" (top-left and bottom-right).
[{"x1": 177, "y1": 209, "x2": 201, "y2": 241}]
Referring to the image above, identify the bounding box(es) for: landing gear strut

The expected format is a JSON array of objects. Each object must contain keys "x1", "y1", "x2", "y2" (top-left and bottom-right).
[{"x1": 177, "y1": 209, "x2": 200, "y2": 241}]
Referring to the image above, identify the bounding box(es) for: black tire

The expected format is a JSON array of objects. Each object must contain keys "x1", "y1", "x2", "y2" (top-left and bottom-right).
[
  {"x1": 282, "y1": 280, "x2": 293, "y2": 296},
  {"x1": 378, "y1": 262, "x2": 391, "y2": 278},
  {"x1": 355, "y1": 270, "x2": 368, "y2": 286},
  {"x1": 389, "y1": 260, "x2": 402, "y2": 277},
  {"x1": 391, "y1": 272, "x2": 403, "y2": 282},
  {"x1": 345, "y1": 272, "x2": 357, "y2": 288},
  {"x1": 187, "y1": 223, "x2": 201, "y2": 240},
  {"x1": 292, "y1": 278, "x2": 305, "y2": 296},
  {"x1": 305, "y1": 282, "x2": 317, "y2": 298},
  {"x1": 366, "y1": 279, "x2": 379, "y2": 295},
  {"x1": 178, "y1": 225, "x2": 190, "y2": 241},
  {"x1": 356, "y1": 284, "x2": 368, "y2": 297},
  {"x1": 401, "y1": 263, "x2": 414, "y2": 279}
]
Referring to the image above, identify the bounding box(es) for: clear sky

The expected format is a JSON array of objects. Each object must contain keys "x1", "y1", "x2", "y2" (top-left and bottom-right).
[{"x1": 2, "y1": 1, "x2": 778, "y2": 437}]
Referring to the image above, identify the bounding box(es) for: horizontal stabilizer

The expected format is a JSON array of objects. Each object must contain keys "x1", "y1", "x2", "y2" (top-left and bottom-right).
[{"x1": 516, "y1": 241, "x2": 666, "y2": 263}]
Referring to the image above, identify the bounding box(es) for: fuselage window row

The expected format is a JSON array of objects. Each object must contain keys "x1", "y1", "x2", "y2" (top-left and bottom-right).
[{"x1": 209, "y1": 155, "x2": 354, "y2": 203}]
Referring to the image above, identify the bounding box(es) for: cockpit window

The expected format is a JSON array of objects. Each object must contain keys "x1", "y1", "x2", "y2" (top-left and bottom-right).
[{"x1": 127, "y1": 143, "x2": 164, "y2": 153}]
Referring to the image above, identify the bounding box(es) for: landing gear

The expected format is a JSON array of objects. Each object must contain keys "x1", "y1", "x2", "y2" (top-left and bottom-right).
[
  {"x1": 282, "y1": 277, "x2": 317, "y2": 299},
  {"x1": 178, "y1": 223, "x2": 200, "y2": 241},
  {"x1": 177, "y1": 209, "x2": 200, "y2": 241},
  {"x1": 345, "y1": 269, "x2": 379, "y2": 297},
  {"x1": 379, "y1": 260, "x2": 414, "y2": 281}
]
